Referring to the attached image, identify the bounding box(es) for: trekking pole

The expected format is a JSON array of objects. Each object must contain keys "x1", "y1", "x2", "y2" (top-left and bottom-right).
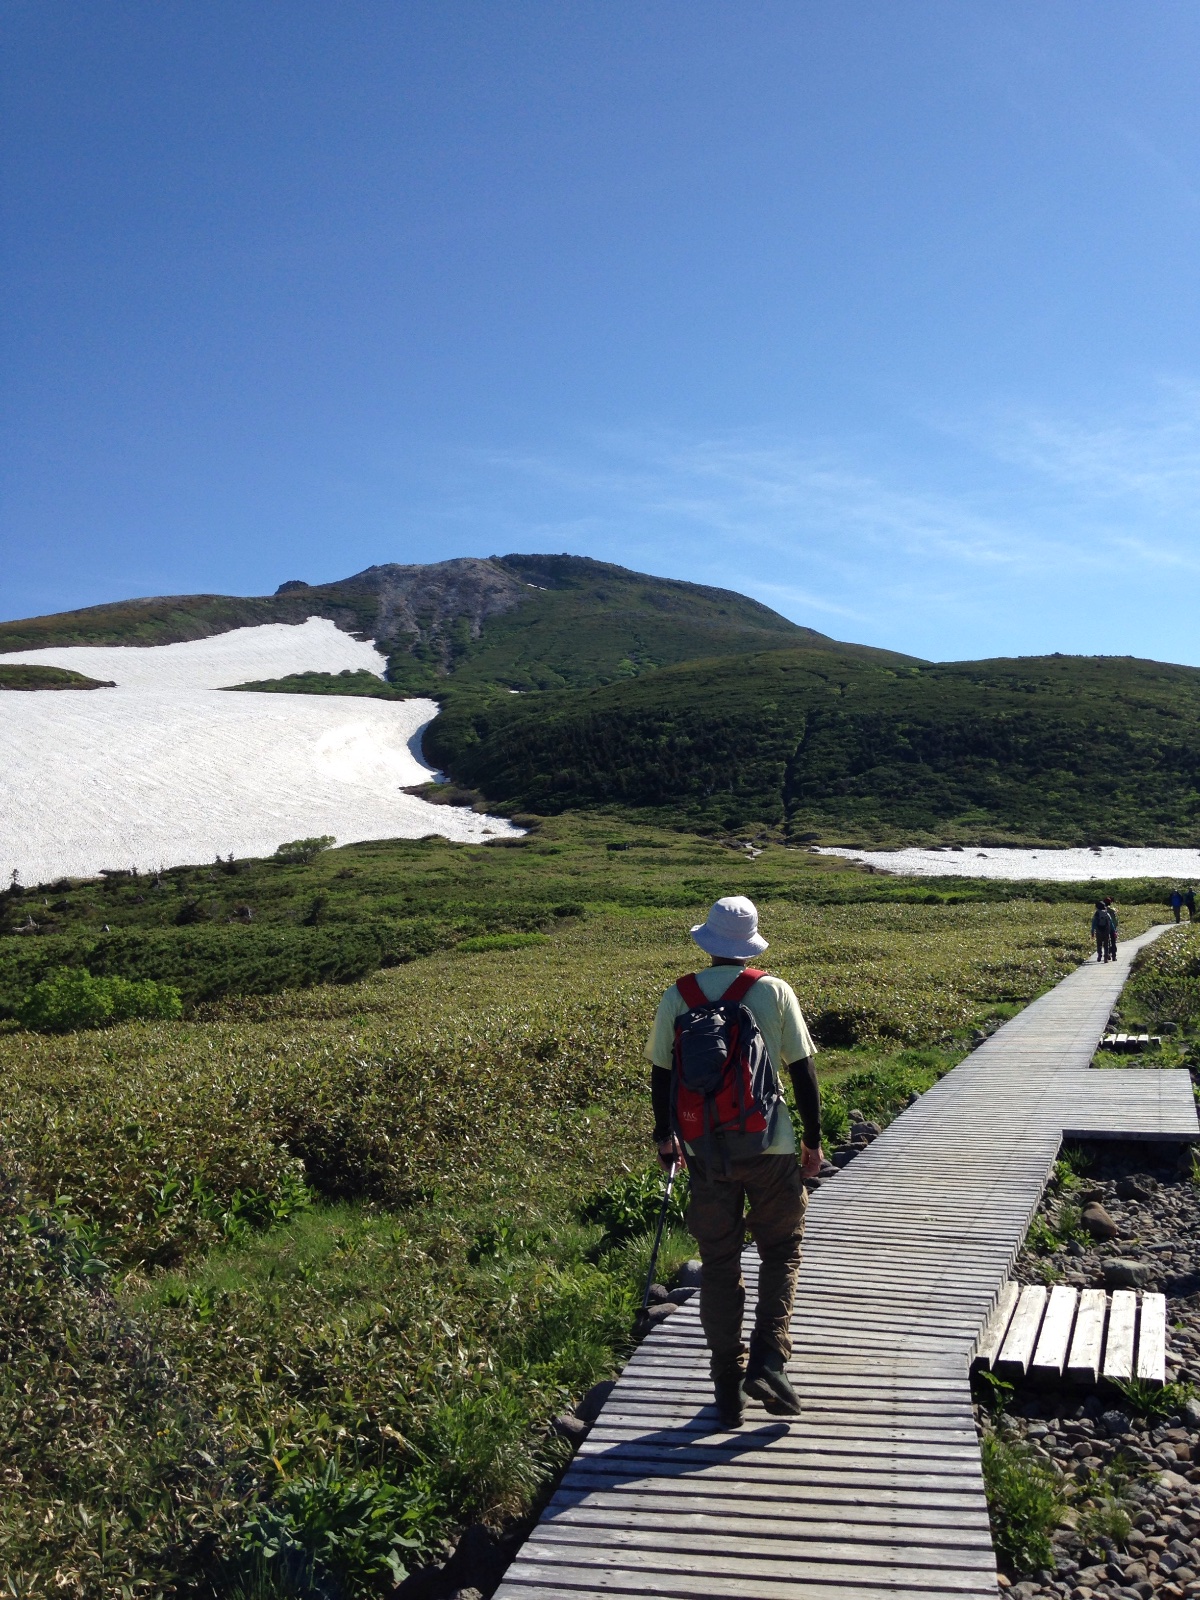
[{"x1": 638, "y1": 1159, "x2": 678, "y2": 1325}]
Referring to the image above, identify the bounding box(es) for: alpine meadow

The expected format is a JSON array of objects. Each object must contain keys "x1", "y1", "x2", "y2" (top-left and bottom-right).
[{"x1": 4, "y1": 554, "x2": 1200, "y2": 1597}]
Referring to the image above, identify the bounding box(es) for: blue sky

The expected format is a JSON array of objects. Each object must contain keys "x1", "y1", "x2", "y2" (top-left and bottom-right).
[{"x1": 4, "y1": 1, "x2": 1200, "y2": 663}]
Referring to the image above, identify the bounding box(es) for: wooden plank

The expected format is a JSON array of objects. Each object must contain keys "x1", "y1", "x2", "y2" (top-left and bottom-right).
[
  {"x1": 1103, "y1": 1289, "x2": 1138, "y2": 1383},
  {"x1": 1136, "y1": 1292, "x2": 1167, "y2": 1387},
  {"x1": 1030, "y1": 1285, "x2": 1078, "y2": 1381},
  {"x1": 995, "y1": 1284, "x2": 1048, "y2": 1379},
  {"x1": 972, "y1": 1281, "x2": 1020, "y2": 1370},
  {"x1": 1065, "y1": 1289, "x2": 1107, "y2": 1386}
]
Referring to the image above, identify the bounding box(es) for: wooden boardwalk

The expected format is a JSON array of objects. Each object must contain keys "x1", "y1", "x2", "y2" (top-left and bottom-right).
[{"x1": 496, "y1": 926, "x2": 1199, "y2": 1600}]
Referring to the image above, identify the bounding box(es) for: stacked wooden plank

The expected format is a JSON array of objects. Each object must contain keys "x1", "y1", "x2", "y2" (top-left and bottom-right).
[
  {"x1": 973, "y1": 1281, "x2": 1166, "y2": 1386},
  {"x1": 496, "y1": 927, "x2": 1198, "y2": 1600},
  {"x1": 1099, "y1": 1033, "x2": 1161, "y2": 1052}
]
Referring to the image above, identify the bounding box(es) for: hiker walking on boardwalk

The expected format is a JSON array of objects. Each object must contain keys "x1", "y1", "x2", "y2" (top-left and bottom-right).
[
  {"x1": 1103, "y1": 896, "x2": 1119, "y2": 961},
  {"x1": 1090, "y1": 901, "x2": 1113, "y2": 963},
  {"x1": 1171, "y1": 889, "x2": 1184, "y2": 923},
  {"x1": 646, "y1": 896, "x2": 822, "y2": 1430}
]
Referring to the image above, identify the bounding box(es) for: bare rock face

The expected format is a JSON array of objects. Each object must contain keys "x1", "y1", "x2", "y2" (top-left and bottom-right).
[{"x1": 346, "y1": 558, "x2": 528, "y2": 650}]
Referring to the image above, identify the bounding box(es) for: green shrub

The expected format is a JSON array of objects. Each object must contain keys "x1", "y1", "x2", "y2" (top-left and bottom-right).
[
  {"x1": 274, "y1": 836, "x2": 336, "y2": 865},
  {"x1": 1112, "y1": 1377, "x2": 1194, "y2": 1419},
  {"x1": 579, "y1": 1166, "x2": 689, "y2": 1248},
  {"x1": 981, "y1": 1433, "x2": 1066, "y2": 1573},
  {"x1": 16, "y1": 966, "x2": 182, "y2": 1032},
  {"x1": 456, "y1": 932, "x2": 550, "y2": 953},
  {"x1": 821, "y1": 1091, "x2": 850, "y2": 1147},
  {"x1": 0, "y1": 921, "x2": 425, "y2": 1015},
  {"x1": 237, "y1": 1459, "x2": 436, "y2": 1596},
  {"x1": 1076, "y1": 1496, "x2": 1133, "y2": 1554}
]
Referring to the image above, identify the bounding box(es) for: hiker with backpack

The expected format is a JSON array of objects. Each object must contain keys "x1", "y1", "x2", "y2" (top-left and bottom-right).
[
  {"x1": 1186, "y1": 888, "x2": 1196, "y2": 921},
  {"x1": 646, "y1": 896, "x2": 822, "y2": 1430},
  {"x1": 1172, "y1": 889, "x2": 1185, "y2": 924},
  {"x1": 1103, "y1": 897, "x2": 1118, "y2": 960},
  {"x1": 1090, "y1": 901, "x2": 1113, "y2": 963}
]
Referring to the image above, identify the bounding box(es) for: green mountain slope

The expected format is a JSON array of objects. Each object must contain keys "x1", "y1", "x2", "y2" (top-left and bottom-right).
[
  {"x1": 426, "y1": 648, "x2": 1200, "y2": 845},
  {"x1": 1, "y1": 556, "x2": 882, "y2": 694}
]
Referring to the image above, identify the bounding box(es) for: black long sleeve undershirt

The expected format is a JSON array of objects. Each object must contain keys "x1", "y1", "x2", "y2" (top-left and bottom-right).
[{"x1": 651, "y1": 1058, "x2": 821, "y2": 1149}]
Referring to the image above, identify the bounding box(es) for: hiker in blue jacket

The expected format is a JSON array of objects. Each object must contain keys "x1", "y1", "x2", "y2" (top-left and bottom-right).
[
  {"x1": 646, "y1": 896, "x2": 823, "y2": 1430},
  {"x1": 1172, "y1": 890, "x2": 1184, "y2": 924}
]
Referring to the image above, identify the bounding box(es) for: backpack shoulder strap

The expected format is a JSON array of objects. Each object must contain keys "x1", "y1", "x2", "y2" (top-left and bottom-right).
[
  {"x1": 723, "y1": 968, "x2": 765, "y2": 1005},
  {"x1": 675, "y1": 973, "x2": 708, "y2": 1010}
]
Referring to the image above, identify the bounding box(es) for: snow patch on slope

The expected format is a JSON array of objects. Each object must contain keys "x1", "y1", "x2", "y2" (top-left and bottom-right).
[{"x1": 0, "y1": 618, "x2": 519, "y2": 886}]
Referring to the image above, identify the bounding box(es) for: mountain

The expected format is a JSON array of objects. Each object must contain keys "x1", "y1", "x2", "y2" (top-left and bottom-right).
[
  {"x1": 11, "y1": 553, "x2": 1200, "y2": 845},
  {"x1": 426, "y1": 646, "x2": 1200, "y2": 845},
  {"x1": 0, "y1": 555, "x2": 890, "y2": 691}
]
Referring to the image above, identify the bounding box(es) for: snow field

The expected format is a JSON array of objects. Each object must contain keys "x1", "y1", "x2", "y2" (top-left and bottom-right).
[
  {"x1": 0, "y1": 618, "x2": 519, "y2": 886},
  {"x1": 816, "y1": 844, "x2": 1200, "y2": 881}
]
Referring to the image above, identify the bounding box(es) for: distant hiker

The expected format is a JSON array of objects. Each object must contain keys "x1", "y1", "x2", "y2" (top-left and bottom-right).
[
  {"x1": 1091, "y1": 901, "x2": 1113, "y2": 963},
  {"x1": 1171, "y1": 889, "x2": 1184, "y2": 924},
  {"x1": 646, "y1": 895, "x2": 822, "y2": 1431},
  {"x1": 1187, "y1": 888, "x2": 1197, "y2": 921},
  {"x1": 1103, "y1": 896, "x2": 1118, "y2": 961}
]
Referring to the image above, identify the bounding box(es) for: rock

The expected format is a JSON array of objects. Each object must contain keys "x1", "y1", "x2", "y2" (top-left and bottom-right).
[
  {"x1": 676, "y1": 1259, "x2": 703, "y2": 1288},
  {"x1": 667, "y1": 1286, "x2": 696, "y2": 1304},
  {"x1": 1116, "y1": 1175, "x2": 1159, "y2": 1201},
  {"x1": 393, "y1": 1565, "x2": 444, "y2": 1600},
  {"x1": 1159, "y1": 1471, "x2": 1193, "y2": 1492},
  {"x1": 551, "y1": 1413, "x2": 589, "y2": 1442},
  {"x1": 1182, "y1": 1399, "x2": 1200, "y2": 1427},
  {"x1": 645, "y1": 1283, "x2": 670, "y2": 1305},
  {"x1": 1102, "y1": 1410, "x2": 1133, "y2": 1436},
  {"x1": 857, "y1": 1121, "x2": 882, "y2": 1142},
  {"x1": 576, "y1": 1380, "x2": 616, "y2": 1423},
  {"x1": 448, "y1": 1591, "x2": 484, "y2": 1600},
  {"x1": 442, "y1": 1523, "x2": 509, "y2": 1596},
  {"x1": 1105, "y1": 1259, "x2": 1153, "y2": 1289},
  {"x1": 832, "y1": 1147, "x2": 856, "y2": 1167},
  {"x1": 849, "y1": 1108, "x2": 865, "y2": 1123},
  {"x1": 645, "y1": 1301, "x2": 677, "y2": 1325},
  {"x1": 1083, "y1": 1203, "x2": 1120, "y2": 1241}
]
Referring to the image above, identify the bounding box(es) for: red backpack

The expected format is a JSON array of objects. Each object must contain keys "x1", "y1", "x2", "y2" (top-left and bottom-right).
[{"x1": 670, "y1": 969, "x2": 781, "y2": 1171}]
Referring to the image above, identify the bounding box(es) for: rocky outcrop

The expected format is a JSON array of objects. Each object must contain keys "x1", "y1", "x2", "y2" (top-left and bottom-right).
[{"x1": 336, "y1": 558, "x2": 528, "y2": 651}]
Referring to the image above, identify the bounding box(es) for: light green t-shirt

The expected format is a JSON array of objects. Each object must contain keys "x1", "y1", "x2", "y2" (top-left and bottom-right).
[{"x1": 644, "y1": 966, "x2": 817, "y2": 1156}]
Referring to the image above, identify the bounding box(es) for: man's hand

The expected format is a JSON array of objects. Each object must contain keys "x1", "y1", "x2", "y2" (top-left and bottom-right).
[
  {"x1": 656, "y1": 1134, "x2": 682, "y2": 1172},
  {"x1": 800, "y1": 1140, "x2": 823, "y2": 1180}
]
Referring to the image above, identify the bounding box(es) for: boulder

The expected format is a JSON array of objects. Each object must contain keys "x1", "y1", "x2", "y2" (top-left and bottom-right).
[
  {"x1": 676, "y1": 1259, "x2": 703, "y2": 1288},
  {"x1": 645, "y1": 1283, "x2": 670, "y2": 1305},
  {"x1": 551, "y1": 1413, "x2": 589, "y2": 1442},
  {"x1": 1104, "y1": 1259, "x2": 1153, "y2": 1289},
  {"x1": 1117, "y1": 1175, "x2": 1159, "y2": 1202},
  {"x1": 1082, "y1": 1203, "x2": 1119, "y2": 1241},
  {"x1": 576, "y1": 1379, "x2": 616, "y2": 1423}
]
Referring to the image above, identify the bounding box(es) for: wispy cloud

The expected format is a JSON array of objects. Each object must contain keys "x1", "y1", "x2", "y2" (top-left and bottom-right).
[{"x1": 436, "y1": 382, "x2": 1200, "y2": 661}]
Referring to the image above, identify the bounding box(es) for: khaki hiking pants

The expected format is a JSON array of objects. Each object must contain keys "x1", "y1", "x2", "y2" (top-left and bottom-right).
[{"x1": 685, "y1": 1150, "x2": 807, "y2": 1378}]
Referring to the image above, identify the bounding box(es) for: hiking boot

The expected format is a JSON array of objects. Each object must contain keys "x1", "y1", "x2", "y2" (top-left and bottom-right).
[
  {"x1": 744, "y1": 1345, "x2": 802, "y2": 1417},
  {"x1": 713, "y1": 1368, "x2": 745, "y2": 1430}
]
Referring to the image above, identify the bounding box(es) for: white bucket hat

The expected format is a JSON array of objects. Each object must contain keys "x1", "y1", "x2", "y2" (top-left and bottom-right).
[{"x1": 690, "y1": 896, "x2": 768, "y2": 959}]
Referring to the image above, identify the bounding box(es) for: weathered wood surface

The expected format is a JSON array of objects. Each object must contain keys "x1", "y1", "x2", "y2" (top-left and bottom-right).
[{"x1": 496, "y1": 926, "x2": 1197, "y2": 1600}]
